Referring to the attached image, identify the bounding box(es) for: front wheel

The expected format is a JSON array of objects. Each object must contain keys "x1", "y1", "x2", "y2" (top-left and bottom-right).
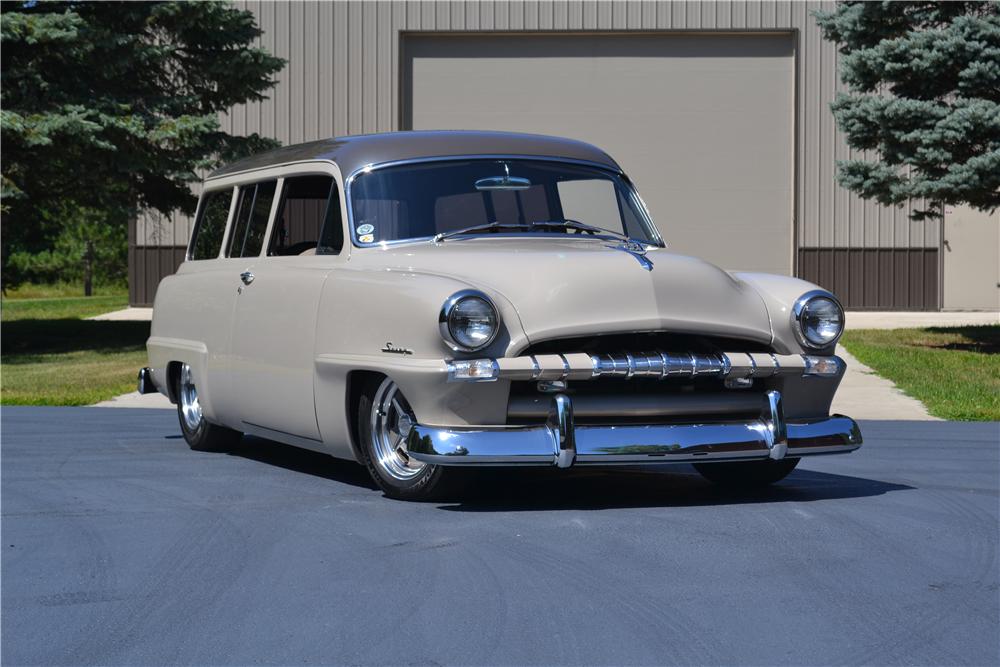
[
  {"x1": 357, "y1": 376, "x2": 464, "y2": 501},
  {"x1": 694, "y1": 457, "x2": 800, "y2": 488},
  {"x1": 176, "y1": 363, "x2": 242, "y2": 452}
]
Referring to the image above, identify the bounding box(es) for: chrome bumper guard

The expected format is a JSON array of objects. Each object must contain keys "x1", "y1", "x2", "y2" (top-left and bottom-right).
[{"x1": 406, "y1": 390, "x2": 861, "y2": 468}]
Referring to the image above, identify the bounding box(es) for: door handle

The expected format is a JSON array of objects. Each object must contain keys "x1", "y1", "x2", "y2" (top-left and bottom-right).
[{"x1": 240, "y1": 271, "x2": 255, "y2": 285}]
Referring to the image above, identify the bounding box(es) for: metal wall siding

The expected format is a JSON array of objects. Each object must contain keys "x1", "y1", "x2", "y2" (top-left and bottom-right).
[
  {"x1": 798, "y1": 248, "x2": 939, "y2": 310},
  {"x1": 134, "y1": 1, "x2": 940, "y2": 307}
]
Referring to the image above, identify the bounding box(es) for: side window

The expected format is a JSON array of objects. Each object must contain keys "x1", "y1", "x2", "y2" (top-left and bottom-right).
[
  {"x1": 269, "y1": 175, "x2": 342, "y2": 256},
  {"x1": 189, "y1": 189, "x2": 233, "y2": 260},
  {"x1": 226, "y1": 180, "x2": 277, "y2": 258}
]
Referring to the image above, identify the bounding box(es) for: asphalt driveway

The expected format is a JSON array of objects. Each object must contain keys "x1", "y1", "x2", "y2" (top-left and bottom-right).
[{"x1": 2, "y1": 407, "x2": 998, "y2": 666}]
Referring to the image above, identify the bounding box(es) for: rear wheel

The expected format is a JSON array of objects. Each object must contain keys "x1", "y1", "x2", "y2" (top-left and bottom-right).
[
  {"x1": 357, "y1": 376, "x2": 464, "y2": 501},
  {"x1": 694, "y1": 457, "x2": 800, "y2": 488},
  {"x1": 176, "y1": 363, "x2": 242, "y2": 452}
]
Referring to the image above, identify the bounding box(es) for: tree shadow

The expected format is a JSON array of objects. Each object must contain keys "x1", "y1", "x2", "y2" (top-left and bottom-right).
[
  {"x1": 1, "y1": 319, "x2": 149, "y2": 357},
  {"x1": 925, "y1": 325, "x2": 999, "y2": 354}
]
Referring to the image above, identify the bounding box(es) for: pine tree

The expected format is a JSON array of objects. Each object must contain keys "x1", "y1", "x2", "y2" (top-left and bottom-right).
[
  {"x1": 814, "y1": 1, "x2": 1000, "y2": 220},
  {"x1": 1, "y1": 2, "x2": 286, "y2": 291}
]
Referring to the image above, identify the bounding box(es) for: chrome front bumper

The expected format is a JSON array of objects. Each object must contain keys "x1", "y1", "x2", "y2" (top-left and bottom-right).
[{"x1": 406, "y1": 390, "x2": 861, "y2": 468}]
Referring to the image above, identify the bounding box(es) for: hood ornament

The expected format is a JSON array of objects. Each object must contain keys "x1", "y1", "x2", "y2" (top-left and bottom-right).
[{"x1": 611, "y1": 240, "x2": 654, "y2": 271}]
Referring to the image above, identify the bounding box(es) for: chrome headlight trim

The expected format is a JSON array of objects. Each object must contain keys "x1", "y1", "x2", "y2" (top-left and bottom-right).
[
  {"x1": 792, "y1": 290, "x2": 845, "y2": 349},
  {"x1": 439, "y1": 289, "x2": 500, "y2": 352}
]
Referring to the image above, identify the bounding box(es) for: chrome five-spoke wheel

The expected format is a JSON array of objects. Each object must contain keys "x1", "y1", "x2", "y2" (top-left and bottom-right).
[
  {"x1": 358, "y1": 375, "x2": 462, "y2": 500},
  {"x1": 368, "y1": 378, "x2": 424, "y2": 481}
]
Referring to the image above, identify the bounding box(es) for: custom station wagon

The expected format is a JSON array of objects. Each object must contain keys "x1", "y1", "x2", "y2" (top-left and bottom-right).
[{"x1": 139, "y1": 130, "x2": 862, "y2": 500}]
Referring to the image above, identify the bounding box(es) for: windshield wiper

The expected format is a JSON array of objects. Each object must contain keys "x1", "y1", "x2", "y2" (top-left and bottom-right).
[
  {"x1": 433, "y1": 218, "x2": 653, "y2": 246},
  {"x1": 529, "y1": 219, "x2": 644, "y2": 245},
  {"x1": 433, "y1": 221, "x2": 532, "y2": 242}
]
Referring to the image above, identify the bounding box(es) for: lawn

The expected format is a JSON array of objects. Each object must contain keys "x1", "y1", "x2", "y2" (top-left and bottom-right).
[
  {"x1": 840, "y1": 325, "x2": 1000, "y2": 421},
  {"x1": 1, "y1": 289, "x2": 150, "y2": 406}
]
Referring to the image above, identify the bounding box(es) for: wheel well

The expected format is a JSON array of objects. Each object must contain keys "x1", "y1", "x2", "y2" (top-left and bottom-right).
[
  {"x1": 345, "y1": 370, "x2": 384, "y2": 461},
  {"x1": 166, "y1": 361, "x2": 182, "y2": 404}
]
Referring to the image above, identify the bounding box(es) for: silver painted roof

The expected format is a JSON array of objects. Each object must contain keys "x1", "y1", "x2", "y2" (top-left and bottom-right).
[{"x1": 207, "y1": 130, "x2": 621, "y2": 180}]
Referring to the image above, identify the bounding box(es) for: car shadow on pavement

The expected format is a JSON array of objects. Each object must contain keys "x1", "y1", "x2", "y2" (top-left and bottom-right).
[
  {"x1": 222, "y1": 435, "x2": 912, "y2": 509},
  {"x1": 435, "y1": 466, "x2": 914, "y2": 511},
  {"x1": 226, "y1": 435, "x2": 379, "y2": 490}
]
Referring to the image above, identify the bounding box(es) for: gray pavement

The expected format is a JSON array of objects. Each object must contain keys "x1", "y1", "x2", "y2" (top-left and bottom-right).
[{"x1": 2, "y1": 407, "x2": 998, "y2": 666}]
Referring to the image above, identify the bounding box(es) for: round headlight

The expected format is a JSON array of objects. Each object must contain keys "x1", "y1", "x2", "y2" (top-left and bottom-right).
[
  {"x1": 440, "y1": 291, "x2": 499, "y2": 351},
  {"x1": 793, "y1": 292, "x2": 845, "y2": 348}
]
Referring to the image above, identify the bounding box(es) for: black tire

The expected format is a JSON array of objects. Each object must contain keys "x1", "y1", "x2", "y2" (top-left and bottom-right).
[
  {"x1": 175, "y1": 364, "x2": 242, "y2": 452},
  {"x1": 694, "y1": 457, "x2": 800, "y2": 488},
  {"x1": 356, "y1": 375, "x2": 465, "y2": 501}
]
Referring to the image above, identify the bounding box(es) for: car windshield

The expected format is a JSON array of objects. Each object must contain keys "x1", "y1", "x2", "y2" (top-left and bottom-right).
[{"x1": 348, "y1": 158, "x2": 660, "y2": 246}]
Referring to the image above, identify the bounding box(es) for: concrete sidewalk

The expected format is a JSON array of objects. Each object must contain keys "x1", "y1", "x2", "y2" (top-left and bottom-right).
[
  {"x1": 845, "y1": 310, "x2": 997, "y2": 329},
  {"x1": 93, "y1": 391, "x2": 172, "y2": 409},
  {"x1": 830, "y1": 345, "x2": 937, "y2": 421},
  {"x1": 87, "y1": 307, "x2": 153, "y2": 321}
]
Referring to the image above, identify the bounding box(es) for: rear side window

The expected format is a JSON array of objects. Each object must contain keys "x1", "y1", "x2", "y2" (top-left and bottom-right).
[
  {"x1": 189, "y1": 189, "x2": 233, "y2": 260},
  {"x1": 227, "y1": 180, "x2": 278, "y2": 258},
  {"x1": 269, "y1": 175, "x2": 343, "y2": 256}
]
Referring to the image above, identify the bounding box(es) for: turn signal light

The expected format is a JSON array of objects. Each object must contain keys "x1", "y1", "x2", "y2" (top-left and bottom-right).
[
  {"x1": 802, "y1": 355, "x2": 842, "y2": 376},
  {"x1": 447, "y1": 358, "x2": 499, "y2": 382}
]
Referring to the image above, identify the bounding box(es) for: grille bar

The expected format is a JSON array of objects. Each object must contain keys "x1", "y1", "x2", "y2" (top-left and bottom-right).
[{"x1": 450, "y1": 351, "x2": 844, "y2": 383}]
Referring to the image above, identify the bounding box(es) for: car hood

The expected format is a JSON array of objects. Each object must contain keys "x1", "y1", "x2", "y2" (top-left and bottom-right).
[{"x1": 349, "y1": 238, "x2": 773, "y2": 346}]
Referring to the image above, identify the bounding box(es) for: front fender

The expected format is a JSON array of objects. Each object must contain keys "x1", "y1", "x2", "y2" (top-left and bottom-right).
[
  {"x1": 733, "y1": 272, "x2": 840, "y2": 355},
  {"x1": 313, "y1": 267, "x2": 526, "y2": 460}
]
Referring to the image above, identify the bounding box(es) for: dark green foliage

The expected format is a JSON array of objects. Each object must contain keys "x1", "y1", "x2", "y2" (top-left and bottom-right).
[
  {"x1": 1, "y1": 2, "x2": 285, "y2": 291},
  {"x1": 814, "y1": 1, "x2": 1000, "y2": 220}
]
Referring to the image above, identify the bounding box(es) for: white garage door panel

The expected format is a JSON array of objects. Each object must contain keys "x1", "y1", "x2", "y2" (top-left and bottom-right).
[{"x1": 405, "y1": 34, "x2": 795, "y2": 275}]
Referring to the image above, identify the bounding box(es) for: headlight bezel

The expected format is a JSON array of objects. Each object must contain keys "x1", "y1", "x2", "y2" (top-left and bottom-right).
[
  {"x1": 439, "y1": 290, "x2": 500, "y2": 352},
  {"x1": 792, "y1": 290, "x2": 845, "y2": 349}
]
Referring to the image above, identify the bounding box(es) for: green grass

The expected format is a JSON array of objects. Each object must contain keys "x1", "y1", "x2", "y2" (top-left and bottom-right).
[
  {"x1": 840, "y1": 325, "x2": 1000, "y2": 421},
  {"x1": 1, "y1": 291, "x2": 148, "y2": 406},
  {"x1": 2, "y1": 294, "x2": 129, "y2": 322},
  {"x1": 3, "y1": 282, "x2": 127, "y2": 299}
]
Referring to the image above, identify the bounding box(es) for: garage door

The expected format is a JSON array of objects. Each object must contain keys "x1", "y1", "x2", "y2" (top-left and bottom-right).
[{"x1": 404, "y1": 34, "x2": 795, "y2": 276}]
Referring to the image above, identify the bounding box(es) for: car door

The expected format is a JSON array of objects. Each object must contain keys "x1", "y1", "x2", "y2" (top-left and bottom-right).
[
  {"x1": 156, "y1": 185, "x2": 249, "y2": 426},
  {"x1": 228, "y1": 173, "x2": 343, "y2": 445}
]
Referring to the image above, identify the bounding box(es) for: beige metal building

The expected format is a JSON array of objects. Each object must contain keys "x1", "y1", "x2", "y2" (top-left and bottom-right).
[{"x1": 129, "y1": 0, "x2": 999, "y2": 311}]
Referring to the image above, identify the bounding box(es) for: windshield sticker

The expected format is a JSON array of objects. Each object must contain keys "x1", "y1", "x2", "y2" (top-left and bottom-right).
[
  {"x1": 356, "y1": 223, "x2": 374, "y2": 235},
  {"x1": 359, "y1": 233, "x2": 375, "y2": 244}
]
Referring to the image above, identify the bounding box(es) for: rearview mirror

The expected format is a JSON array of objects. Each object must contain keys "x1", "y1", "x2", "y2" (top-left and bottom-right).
[{"x1": 474, "y1": 175, "x2": 532, "y2": 191}]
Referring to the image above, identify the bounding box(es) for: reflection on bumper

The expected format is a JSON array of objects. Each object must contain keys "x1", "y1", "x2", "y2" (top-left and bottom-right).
[{"x1": 406, "y1": 390, "x2": 862, "y2": 468}]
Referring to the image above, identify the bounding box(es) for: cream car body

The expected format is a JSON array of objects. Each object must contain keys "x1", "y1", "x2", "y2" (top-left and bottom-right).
[{"x1": 142, "y1": 131, "x2": 861, "y2": 499}]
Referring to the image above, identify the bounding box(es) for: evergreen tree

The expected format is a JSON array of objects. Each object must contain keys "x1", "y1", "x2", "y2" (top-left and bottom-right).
[
  {"x1": 814, "y1": 1, "x2": 1000, "y2": 220},
  {"x1": 1, "y1": 1, "x2": 285, "y2": 292}
]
